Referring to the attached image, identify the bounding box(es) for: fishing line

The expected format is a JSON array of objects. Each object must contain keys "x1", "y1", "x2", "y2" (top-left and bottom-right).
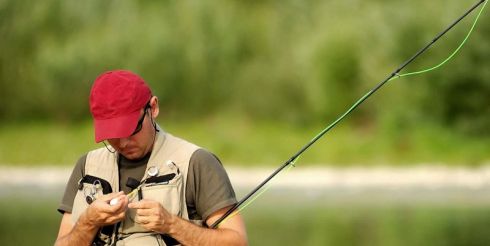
[
  {"x1": 211, "y1": 0, "x2": 487, "y2": 229},
  {"x1": 215, "y1": 158, "x2": 298, "y2": 227},
  {"x1": 391, "y1": 0, "x2": 487, "y2": 80}
]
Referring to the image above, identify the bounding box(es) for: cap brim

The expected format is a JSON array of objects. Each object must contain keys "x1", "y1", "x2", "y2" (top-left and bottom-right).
[{"x1": 93, "y1": 110, "x2": 141, "y2": 143}]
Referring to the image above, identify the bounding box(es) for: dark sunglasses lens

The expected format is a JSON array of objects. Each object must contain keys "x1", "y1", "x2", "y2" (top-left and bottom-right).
[
  {"x1": 131, "y1": 101, "x2": 151, "y2": 136},
  {"x1": 134, "y1": 122, "x2": 143, "y2": 134},
  {"x1": 132, "y1": 113, "x2": 145, "y2": 135}
]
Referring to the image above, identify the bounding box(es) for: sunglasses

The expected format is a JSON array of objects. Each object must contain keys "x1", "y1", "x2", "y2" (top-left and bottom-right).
[{"x1": 131, "y1": 101, "x2": 151, "y2": 136}]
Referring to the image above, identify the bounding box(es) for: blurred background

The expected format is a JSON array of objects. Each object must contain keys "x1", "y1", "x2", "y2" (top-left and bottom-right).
[{"x1": 0, "y1": 0, "x2": 489, "y2": 245}]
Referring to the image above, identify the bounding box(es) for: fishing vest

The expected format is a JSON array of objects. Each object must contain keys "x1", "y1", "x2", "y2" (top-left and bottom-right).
[{"x1": 71, "y1": 129, "x2": 200, "y2": 246}]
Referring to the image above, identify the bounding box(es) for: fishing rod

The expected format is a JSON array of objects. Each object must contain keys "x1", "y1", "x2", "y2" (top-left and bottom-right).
[{"x1": 211, "y1": 0, "x2": 487, "y2": 229}]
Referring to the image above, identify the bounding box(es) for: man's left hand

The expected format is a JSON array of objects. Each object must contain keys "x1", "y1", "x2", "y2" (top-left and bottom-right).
[{"x1": 128, "y1": 199, "x2": 174, "y2": 234}]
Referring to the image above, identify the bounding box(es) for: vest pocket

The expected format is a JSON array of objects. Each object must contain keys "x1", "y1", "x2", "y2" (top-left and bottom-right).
[
  {"x1": 122, "y1": 173, "x2": 184, "y2": 234},
  {"x1": 141, "y1": 173, "x2": 183, "y2": 216}
]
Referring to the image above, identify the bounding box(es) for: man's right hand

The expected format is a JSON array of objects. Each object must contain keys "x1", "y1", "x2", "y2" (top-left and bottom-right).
[
  {"x1": 55, "y1": 192, "x2": 129, "y2": 246},
  {"x1": 83, "y1": 191, "x2": 129, "y2": 227}
]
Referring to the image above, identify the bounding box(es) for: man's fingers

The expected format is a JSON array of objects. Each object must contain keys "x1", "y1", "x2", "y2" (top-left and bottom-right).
[
  {"x1": 110, "y1": 194, "x2": 129, "y2": 212},
  {"x1": 90, "y1": 193, "x2": 128, "y2": 215},
  {"x1": 135, "y1": 207, "x2": 157, "y2": 216},
  {"x1": 115, "y1": 211, "x2": 126, "y2": 221},
  {"x1": 99, "y1": 191, "x2": 125, "y2": 202},
  {"x1": 134, "y1": 214, "x2": 150, "y2": 224},
  {"x1": 128, "y1": 199, "x2": 157, "y2": 209}
]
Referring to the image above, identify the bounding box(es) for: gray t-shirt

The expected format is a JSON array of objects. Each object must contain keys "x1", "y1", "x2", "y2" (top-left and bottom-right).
[{"x1": 58, "y1": 149, "x2": 237, "y2": 221}]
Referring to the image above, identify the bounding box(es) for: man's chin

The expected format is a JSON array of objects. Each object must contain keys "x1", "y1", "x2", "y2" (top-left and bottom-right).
[{"x1": 121, "y1": 151, "x2": 143, "y2": 160}]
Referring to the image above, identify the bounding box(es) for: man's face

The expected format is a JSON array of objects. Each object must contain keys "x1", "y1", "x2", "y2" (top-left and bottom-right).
[{"x1": 106, "y1": 102, "x2": 156, "y2": 160}]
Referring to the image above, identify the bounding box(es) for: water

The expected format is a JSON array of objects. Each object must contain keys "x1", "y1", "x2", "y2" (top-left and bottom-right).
[{"x1": 2, "y1": 166, "x2": 490, "y2": 245}]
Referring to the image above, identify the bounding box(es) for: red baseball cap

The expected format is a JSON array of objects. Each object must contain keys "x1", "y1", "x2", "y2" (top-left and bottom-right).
[{"x1": 89, "y1": 70, "x2": 152, "y2": 143}]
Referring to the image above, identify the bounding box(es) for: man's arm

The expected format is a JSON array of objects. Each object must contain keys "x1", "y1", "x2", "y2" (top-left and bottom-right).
[
  {"x1": 55, "y1": 192, "x2": 129, "y2": 246},
  {"x1": 170, "y1": 205, "x2": 247, "y2": 246},
  {"x1": 129, "y1": 201, "x2": 247, "y2": 246},
  {"x1": 55, "y1": 212, "x2": 99, "y2": 246}
]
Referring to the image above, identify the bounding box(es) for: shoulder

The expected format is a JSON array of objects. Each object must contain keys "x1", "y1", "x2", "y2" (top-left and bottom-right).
[
  {"x1": 190, "y1": 149, "x2": 222, "y2": 166},
  {"x1": 189, "y1": 148, "x2": 228, "y2": 176},
  {"x1": 74, "y1": 153, "x2": 88, "y2": 175},
  {"x1": 187, "y1": 148, "x2": 231, "y2": 187},
  {"x1": 64, "y1": 153, "x2": 88, "y2": 183}
]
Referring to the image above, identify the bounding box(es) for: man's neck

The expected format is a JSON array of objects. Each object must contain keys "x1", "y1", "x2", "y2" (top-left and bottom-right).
[{"x1": 119, "y1": 151, "x2": 152, "y2": 167}]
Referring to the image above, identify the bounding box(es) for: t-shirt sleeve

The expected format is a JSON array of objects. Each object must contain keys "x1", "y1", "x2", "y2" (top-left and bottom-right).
[
  {"x1": 57, "y1": 154, "x2": 86, "y2": 214},
  {"x1": 186, "y1": 149, "x2": 237, "y2": 221}
]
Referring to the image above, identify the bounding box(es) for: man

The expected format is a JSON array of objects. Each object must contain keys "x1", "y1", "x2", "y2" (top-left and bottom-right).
[{"x1": 55, "y1": 70, "x2": 247, "y2": 246}]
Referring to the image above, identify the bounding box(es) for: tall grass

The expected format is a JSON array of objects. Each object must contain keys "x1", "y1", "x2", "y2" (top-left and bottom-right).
[{"x1": 0, "y1": 117, "x2": 488, "y2": 166}]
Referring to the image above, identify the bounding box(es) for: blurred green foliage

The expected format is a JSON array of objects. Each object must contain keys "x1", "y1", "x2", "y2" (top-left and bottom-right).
[
  {"x1": 0, "y1": 0, "x2": 488, "y2": 165},
  {"x1": 1, "y1": 0, "x2": 488, "y2": 132}
]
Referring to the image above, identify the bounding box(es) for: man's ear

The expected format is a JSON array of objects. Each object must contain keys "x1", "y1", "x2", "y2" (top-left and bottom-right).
[{"x1": 150, "y1": 96, "x2": 160, "y2": 118}]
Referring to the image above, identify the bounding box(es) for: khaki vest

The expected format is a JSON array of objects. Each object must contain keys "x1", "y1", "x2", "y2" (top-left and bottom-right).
[{"x1": 72, "y1": 129, "x2": 200, "y2": 245}]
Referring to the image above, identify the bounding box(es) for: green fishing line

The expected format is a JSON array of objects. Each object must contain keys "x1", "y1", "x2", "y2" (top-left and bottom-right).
[{"x1": 390, "y1": 0, "x2": 488, "y2": 80}]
